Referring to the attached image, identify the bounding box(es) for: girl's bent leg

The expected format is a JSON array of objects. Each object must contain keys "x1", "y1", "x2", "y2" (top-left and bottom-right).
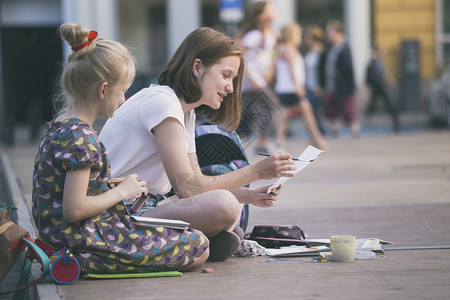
[{"x1": 142, "y1": 189, "x2": 242, "y2": 237}]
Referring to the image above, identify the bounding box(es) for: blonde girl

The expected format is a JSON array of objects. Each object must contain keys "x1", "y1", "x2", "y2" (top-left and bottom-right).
[
  {"x1": 274, "y1": 22, "x2": 327, "y2": 150},
  {"x1": 32, "y1": 23, "x2": 209, "y2": 274}
]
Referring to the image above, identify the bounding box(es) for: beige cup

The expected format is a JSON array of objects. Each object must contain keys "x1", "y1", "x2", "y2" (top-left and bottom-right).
[{"x1": 330, "y1": 235, "x2": 356, "y2": 262}]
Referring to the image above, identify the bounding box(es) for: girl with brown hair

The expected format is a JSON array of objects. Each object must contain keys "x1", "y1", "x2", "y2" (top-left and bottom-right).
[{"x1": 100, "y1": 27, "x2": 296, "y2": 261}]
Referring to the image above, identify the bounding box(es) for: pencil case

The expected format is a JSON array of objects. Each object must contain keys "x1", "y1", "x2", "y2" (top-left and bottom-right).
[
  {"x1": 49, "y1": 247, "x2": 80, "y2": 284},
  {"x1": 247, "y1": 225, "x2": 308, "y2": 248}
]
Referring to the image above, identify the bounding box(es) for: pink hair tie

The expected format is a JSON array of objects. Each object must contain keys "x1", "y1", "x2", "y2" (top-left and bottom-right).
[{"x1": 71, "y1": 30, "x2": 98, "y2": 51}]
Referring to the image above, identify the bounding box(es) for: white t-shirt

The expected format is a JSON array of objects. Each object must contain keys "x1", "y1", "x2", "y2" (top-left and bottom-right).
[
  {"x1": 274, "y1": 47, "x2": 305, "y2": 95},
  {"x1": 99, "y1": 84, "x2": 196, "y2": 195},
  {"x1": 241, "y1": 29, "x2": 277, "y2": 92}
]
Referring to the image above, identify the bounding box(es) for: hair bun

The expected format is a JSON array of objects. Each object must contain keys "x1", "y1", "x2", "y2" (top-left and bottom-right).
[{"x1": 59, "y1": 23, "x2": 92, "y2": 52}]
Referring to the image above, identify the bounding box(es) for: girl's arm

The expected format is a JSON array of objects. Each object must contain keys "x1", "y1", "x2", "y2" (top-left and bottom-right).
[
  {"x1": 383, "y1": 65, "x2": 398, "y2": 88},
  {"x1": 263, "y1": 29, "x2": 278, "y2": 84},
  {"x1": 286, "y1": 47, "x2": 306, "y2": 99},
  {"x1": 264, "y1": 52, "x2": 276, "y2": 84},
  {"x1": 244, "y1": 50, "x2": 269, "y2": 89},
  {"x1": 62, "y1": 168, "x2": 147, "y2": 222},
  {"x1": 153, "y1": 118, "x2": 295, "y2": 199}
]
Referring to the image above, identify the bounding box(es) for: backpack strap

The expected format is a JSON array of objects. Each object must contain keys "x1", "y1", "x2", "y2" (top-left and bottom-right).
[{"x1": 0, "y1": 237, "x2": 50, "y2": 300}]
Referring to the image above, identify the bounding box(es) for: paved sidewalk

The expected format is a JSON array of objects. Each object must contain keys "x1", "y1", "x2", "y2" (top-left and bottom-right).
[{"x1": 1, "y1": 121, "x2": 450, "y2": 299}]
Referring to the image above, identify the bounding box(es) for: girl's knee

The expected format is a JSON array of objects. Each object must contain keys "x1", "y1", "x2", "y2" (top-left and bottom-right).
[
  {"x1": 300, "y1": 100, "x2": 313, "y2": 112},
  {"x1": 210, "y1": 189, "x2": 241, "y2": 223},
  {"x1": 181, "y1": 248, "x2": 209, "y2": 271}
]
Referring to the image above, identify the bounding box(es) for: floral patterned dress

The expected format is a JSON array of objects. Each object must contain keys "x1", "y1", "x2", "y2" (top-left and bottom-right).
[{"x1": 32, "y1": 118, "x2": 208, "y2": 273}]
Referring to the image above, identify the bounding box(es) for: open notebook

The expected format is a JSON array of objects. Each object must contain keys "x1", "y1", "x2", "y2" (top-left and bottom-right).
[{"x1": 267, "y1": 145, "x2": 325, "y2": 194}]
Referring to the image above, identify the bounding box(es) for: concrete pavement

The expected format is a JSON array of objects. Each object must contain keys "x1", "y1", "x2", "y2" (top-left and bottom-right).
[{"x1": 1, "y1": 114, "x2": 450, "y2": 299}]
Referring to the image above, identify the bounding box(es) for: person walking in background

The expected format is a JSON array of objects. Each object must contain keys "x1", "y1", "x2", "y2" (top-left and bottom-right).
[
  {"x1": 365, "y1": 45, "x2": 400, "y2": 132},
  {"x1": 323, "y1": 20, "x2": 360, "y2": 138},
  {"x1": 304, "y1": 25, "x2": 327, "y2": 136},
  {"x1": 237, "y1": 0, "x2": 281, "y2": 153},
  {"x1": 274, "y1": 23, "x2": 327, "y2": 150},
  {"x1": 32, "y1": 23, "x2": 209, "y2": 274}
]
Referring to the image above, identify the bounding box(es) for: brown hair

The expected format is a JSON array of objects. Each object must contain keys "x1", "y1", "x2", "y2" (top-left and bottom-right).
[
  {"x1": 327, "y1": 20, "x2": 345, "y2": 34},
  {"x1": 306, "y1": 25, "x2": 324, "y2": 43},
  {"x1": 158, "y1": 27, "x2": 244, "y2": 131},
  {"x1": 241, "y1": 1, "x2": 269, "y2": 35},
  {"x1": 55, "y1": 23, "x2": 135, "y2": 118}
]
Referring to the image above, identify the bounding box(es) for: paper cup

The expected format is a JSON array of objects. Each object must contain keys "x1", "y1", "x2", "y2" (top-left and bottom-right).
[{"x1": 330, "y1": 235, "x2": 356, "y2": 262}]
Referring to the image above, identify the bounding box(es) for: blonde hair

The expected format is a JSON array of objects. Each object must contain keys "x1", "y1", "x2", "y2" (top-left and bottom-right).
[
  {"x1": 280, "y1": 23, "x2": 302, "y2": 45},
  {"x1": 55, "y1": 23, "x2": 135, "y2": 118}
]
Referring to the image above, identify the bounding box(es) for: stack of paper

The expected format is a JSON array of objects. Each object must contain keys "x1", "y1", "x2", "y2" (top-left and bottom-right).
[
  {"x1": 265, "y1": 245, "x2": 330, "y2": 257},
  {"x1": 264, "y1": 238, "x2": 392, "y2": 258}
]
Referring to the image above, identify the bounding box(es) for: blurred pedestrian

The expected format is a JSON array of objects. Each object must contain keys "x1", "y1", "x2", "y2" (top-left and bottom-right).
[
  {"x1": 323, "y1": 20, "x2": 360, "y2": 138},
  {"x1": 304, "y1": 25, "x2": 327, "y2": 135},
  {"x1": 274, "y1": 23, "x2": 327, "y2": 150},
  {"x1": 365, "y1": 45, "x2": 400, "y2": 132},
  {"x1": 32, "y1": 23, "x2": 209, "y2": 274},
  {"x1": 236, "y1": 0, "x2": 281, "y2": 153}
]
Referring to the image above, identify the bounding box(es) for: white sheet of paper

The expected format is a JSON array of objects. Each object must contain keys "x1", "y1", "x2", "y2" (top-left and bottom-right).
[
  {"x1": 267, "y1": 145, "x2": 324, "y2": 194},
  {"x1": 265, "y1": 245, "x2": 330, "y2": 257}
]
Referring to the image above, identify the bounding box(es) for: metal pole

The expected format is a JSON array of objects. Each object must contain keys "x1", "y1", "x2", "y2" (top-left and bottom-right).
[
  {"x1": 385, "y1": 246, "x2": 450, "y2": 251},
  {"x1": 0, "y1": 1, "x2": 5, "y2": 145}
]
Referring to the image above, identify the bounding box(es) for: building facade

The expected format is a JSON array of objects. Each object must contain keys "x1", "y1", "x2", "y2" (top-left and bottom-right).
[{"x1": 0, "y1": 0, "x2": 446, "y2": 144}]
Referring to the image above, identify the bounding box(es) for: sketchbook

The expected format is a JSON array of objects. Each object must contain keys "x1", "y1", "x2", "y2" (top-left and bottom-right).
[
  {"x1": 130, "y1": 216, "x2": 190, "y2": 230},
  {"x1": 267, "y1": 145, "x2": 325, "y2": 194}
]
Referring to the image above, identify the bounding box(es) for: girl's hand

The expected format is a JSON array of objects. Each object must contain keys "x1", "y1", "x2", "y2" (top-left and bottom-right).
[
  {"x1": 256, "y1": 152, "x2": 296, "y2": 180},
  {"x1": 250, "y1": 184, "x2": 284, "y2": 208},
  {"x1": 64, "y1": 169, "x2": 148, "y2": 223},
  {"x1": 115, "y1": 174, "x2": 148, "y2": 200}
]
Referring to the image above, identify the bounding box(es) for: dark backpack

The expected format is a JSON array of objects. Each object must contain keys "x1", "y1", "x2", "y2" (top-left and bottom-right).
[
  {"x1": 195, "y1": 123, "x2": 250, "y2": 231},
  {"x1": 366, "y1": 59, "x2": 384, "y2": 86}
]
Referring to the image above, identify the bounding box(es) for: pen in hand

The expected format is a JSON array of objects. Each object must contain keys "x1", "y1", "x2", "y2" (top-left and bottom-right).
[{"x1": 257, "y1": 153, "x2": 315, "y2": 163}]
